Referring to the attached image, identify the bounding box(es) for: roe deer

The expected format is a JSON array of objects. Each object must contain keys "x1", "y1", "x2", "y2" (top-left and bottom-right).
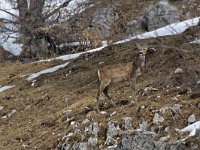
[{"x1": 96, "y1": 43, "x2": 149, "y2": 111}]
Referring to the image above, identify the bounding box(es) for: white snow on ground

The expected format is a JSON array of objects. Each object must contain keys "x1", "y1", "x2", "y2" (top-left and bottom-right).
[
  {"x1": 60, "y1": 41, "x2": 90, "y2": 48},
  {"x1": 26, "y1": 41, "x2": 107, "y2": 80},
  {"x1": 36, "y1": 17, "x2": 200, "y2": 62},
  {"x1": 181, "y1": 121, "x2": 200, "y2": 137},
  {"x1": 27, "y1": 62, "x2": 69, "y2": 81},
  {"x1": 57, "y1": 41, "x2": 107, "y2": 61},
  {"x1": 0, "y1": 85, "x2": 16, "y2": 92},
  {"x1": 39, "y1": 41, "x2": 108, "y2": 62},
  {"x1": 2, "y1": 37, "x2": 23, "y2": 56},
  {"x1": 1, "y1": 0, "x2": 199, "y2": 56},
  {"x1": 190, "y1": 39, "x2": 200, "y2": 44},
  {"x1": 114, "y1": 17, "x2": 200, "y2": 45}
]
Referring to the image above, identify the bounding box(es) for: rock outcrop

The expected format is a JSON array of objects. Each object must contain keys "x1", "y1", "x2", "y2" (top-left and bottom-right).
[
  {"x1": 59, "y1": 114, "x2": 200, "y2": 150},
  {"x1": 142, "y1": 0, "x2": 180, "y2": 31},
  {"x1": 88, "y1": 8, "x2": 119, "y2": 39},
  {"x1": 127, "y1": 0, "x2": 180, "y2": 36}
]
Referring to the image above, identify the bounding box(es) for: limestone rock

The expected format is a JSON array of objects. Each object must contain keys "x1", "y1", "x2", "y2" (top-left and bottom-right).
[
  {"x1": 188, "y1": 114, "x2": 196, "y2": 125},
  {"x1": 88, "y1": 8, "x2": 119, "y2": 39},
  {"x1": 175, "y1": 68, "x2": 183, "y2": 74},
  {"x1": 153, "y1": 113, "x2": 164, "y2": 124},
  {"x1": 142, "y1": 0, "x2": 180, "y2": 31}
]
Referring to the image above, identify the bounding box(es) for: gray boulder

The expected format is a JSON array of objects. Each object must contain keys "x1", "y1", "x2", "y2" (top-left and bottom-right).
[
  {"x1": 117, "y1": 131, "x2": 159, "y2": 150},
  {"x1": 88, "y1": 8, "x2": 119, "y2": 39},
  {"x1": 127, "y1": 0, "x2": 180, "y2": 36},
  {"x1": 142, "y1": 0, "x2": 180, "y2": 31}
]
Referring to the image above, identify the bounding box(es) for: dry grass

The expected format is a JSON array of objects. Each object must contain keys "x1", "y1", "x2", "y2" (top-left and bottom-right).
[{"x1": 0, "y1": 32, "x2": 200, "y2": 149}]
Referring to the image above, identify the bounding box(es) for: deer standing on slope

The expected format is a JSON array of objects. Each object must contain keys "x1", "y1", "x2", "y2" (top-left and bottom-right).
[{"x1": 96, "y1": 43, "x2": 149, "y2": 111}]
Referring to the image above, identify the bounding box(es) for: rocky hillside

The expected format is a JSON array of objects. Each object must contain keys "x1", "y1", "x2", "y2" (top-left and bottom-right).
[
  {"x1": 1, "y1": 27, "x2": 200, "y2": 149},
  {"x1": 0, "y1": 0, "x2": 200, "y2": 150}
]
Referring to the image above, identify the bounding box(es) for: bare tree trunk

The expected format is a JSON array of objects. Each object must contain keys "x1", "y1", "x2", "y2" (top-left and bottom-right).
[
  {"x1": 17, "y1": 0, "x2": 45, "y2": 35},
  {"x1": 17, "y1": 0, "x2": 54, "y2": 58},
  {"x1": 1, "y1": 0, "x2": 75, "y2": 59}
]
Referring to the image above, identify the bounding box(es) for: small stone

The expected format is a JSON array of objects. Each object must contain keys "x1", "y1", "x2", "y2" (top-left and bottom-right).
[
  {"x1": 84, "y1": 107, "x2": 91, "y2": 114},
  {"x1": 100, "y1": 111, "x2": 107, "y2": 114},
  {"x1": 171, "y1": 104, "x2": 182, "y2": 113},
  {"x1": 153, "y1": 113, "x2": 164, "y2": 124},
  {"x1": 144, "y1": 87, "x2": 158, "y2": 92},
  {"x1": 88, "y1": 137, "x2": 98, "y2": 147},
  {"x1": 70, "y1": 121, "x2": 80, "y2": 133},
  {"x1": 139, "y1": 121, "x2": 148, "y2": 131},
  {"x1": 175, "y1": 68, "x2": 183, "y2": 74},
  {"x1": 160, "y1": 135, "x2": 170, "y2": 142},
  {"x1": 106, "y1": 145, "x2": 118, "y2": 149},
  {"x1": 110, "y1": 111, "x2": 116, "y2": 117},
  {"x1": 63, "y1": 110, "x2": 74, "y2": 122},
  {"x1": 197, "y1": 80, "x2": 200, "y2": 85},
  {"x1": 143, "y1": 141, "x2": 155, "y2": 150},
  {"x1": 66, "y1": 132, "x2": 74, "y2": 137},
  {"x1": 78, "y1": 142, "x2": 88, "y2": 150},
  {"x1": 159, "y1": 106, "x2": 169, "y2": 113},
  {"x1": 1, "y1": 116, "x2": 6, "y2": 119},
  {"x1": 172, "y1": 96, "x2": 178, "y2": 101},
  {"x1": 98, "y1": 62, "x2": 104, "y2": 65},
  {"x1": 105, "y1": 121, "x2": 120, "y2": 145},
  {"x1": 87, "y1": 122, "x2": 99, "y2": 136},
  {"x1": 122, "y1": 117, "x2": 132, "y2": 130},
  {"x1": 7, "y1": 109, "x2": 17, "y2": 117},
  {"x1": 31, "y1": 80, "x2": 37, "y2": 87},
  {"x1": 197, "y1": 103, "x2": 200, "y2": 108},
  {"x1": 0, "y1": 105, "x2": 3, "y2": 111},
  {"x1": 188, "y1": 114, "x2": 196, "y2": 124},
  {"x1": 82, "y1": 119, "x2": 90, "y2": 125}
]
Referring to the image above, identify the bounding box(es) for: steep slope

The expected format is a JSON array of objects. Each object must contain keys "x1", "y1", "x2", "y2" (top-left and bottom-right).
[{"x1": 0, "y1": 27, "x2": 200, "y2": 149}]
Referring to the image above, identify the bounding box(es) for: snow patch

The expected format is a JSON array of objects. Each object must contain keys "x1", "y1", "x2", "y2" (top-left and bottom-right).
[
  {"x1": 2, "y1": 39, "x2": 22, "y2": 56},
  {"x1": 27, "y1": 62, "x2": 69, "y2": 81},
  {"x1": 39, "y1": 41, "x2": 107, "y2": 62},
  {"x1": 190, "y1": 39, "x2": 200, "y2": 44},
  {"x1": 114, "y1": 17, "x2": 200, "y2": 44},
  {"x1": 181, "y1": 121, "x2": 200, "y2": 137},
  {"x1": 57, "y1": 41, "x2": 107, "y2": 61},
  {"x1": 0, "y1": 85, "x2": 16, "y2": 92}
]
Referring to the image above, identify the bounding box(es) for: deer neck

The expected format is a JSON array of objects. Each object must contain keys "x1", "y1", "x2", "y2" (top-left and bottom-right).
[{"x1": 130, "y1": 53, "x2": 146, "y2": 78}]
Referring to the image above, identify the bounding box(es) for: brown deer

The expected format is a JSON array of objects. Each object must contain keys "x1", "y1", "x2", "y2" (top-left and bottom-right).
[{"x1": 96, "y1": 43, "x2": 149, "y2": 111}]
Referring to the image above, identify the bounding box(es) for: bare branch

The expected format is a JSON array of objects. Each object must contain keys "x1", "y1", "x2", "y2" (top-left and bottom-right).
[
  {"x1": 0, "y1": 25, "x2": 18, "y2": 33},
  {"x1": 44, "y1": 0, "x2": 72, "y2": 20},
  {"x1": 0, "y1": 8, "x2": 18, "y2": 18},
  {"x1": 0, "y1": 18, "x2": 19, "y2": 25}
]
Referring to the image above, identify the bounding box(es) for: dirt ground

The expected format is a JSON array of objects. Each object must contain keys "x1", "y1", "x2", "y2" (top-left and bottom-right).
[{"x1": 0, "y1": 30, "x2": 200, "y2": 149}]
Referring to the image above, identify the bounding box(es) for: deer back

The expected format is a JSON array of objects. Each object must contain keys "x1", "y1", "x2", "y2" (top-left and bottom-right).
[{"x1": 98, "y1": 62, "x2": 133, "y2": 83}]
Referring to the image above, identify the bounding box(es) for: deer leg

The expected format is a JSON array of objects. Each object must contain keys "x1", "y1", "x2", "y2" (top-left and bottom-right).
[
  {"x1": 103, "y1": 85, "x2": 110, "y2": 99},
  {"x1": 103, "y1": 85, "x2": 116, "y2": 107},
  {"x1": 96, "y1": 81, "x2": 110, "y2": 112},
  {"x1": 130, "y1": 78, "x2": 137, "y2": 101},
  {"x1": 96, "y1": 83, "x2": 103, "y2": 112}
]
